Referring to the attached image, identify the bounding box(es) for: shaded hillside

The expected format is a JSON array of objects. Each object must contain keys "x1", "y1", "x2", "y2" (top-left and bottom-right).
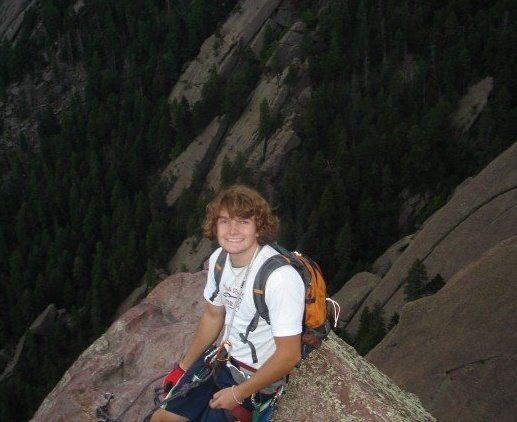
[
  {"x1": 343, "y1": 140, "x2": 517, "y2": 337},
  {"x1": 162, "y1": 0, "x2": 517, "y2": 295},
  {"x1": 0, "y1": 1, "x2": 238, "y2": 420},
  {"x1": 331, "y1": 141, "x2": 517, "y2": 419}
]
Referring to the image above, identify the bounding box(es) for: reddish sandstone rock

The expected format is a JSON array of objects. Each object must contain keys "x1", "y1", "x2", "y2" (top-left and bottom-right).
[
  {"x1": 32, "y1": 270, "x2": 433, "y2": 421},
  {"x1": 274, "y1": 333, "x2": 434, "y2": 421},
  {"x1": 31, "y1": 272, "x2": 207, "y2": 422}
]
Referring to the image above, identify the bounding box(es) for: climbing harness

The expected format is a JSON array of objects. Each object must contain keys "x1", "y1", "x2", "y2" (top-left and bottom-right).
[{"x1": 96, "y1": 245, "x2": 287, "y2": 421}]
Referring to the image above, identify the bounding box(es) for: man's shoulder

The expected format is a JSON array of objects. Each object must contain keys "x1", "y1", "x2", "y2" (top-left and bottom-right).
[
  {"x1": 208, "y1": 246, "x2": 224, "y2": 262},
  {"x1": 257, "y1": 245, "x2": 303, "y2": 282},
  {"x1": 258, "y1": 244, "x2": 279, "y2": 260}
]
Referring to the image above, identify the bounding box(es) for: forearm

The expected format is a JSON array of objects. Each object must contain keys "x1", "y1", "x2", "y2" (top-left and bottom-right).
[{"x1": 180, "y1": 305, "x2": 225, "y2": 370}]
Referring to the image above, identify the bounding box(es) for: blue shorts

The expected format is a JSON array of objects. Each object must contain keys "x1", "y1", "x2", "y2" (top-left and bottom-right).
[{"x1": 163, "y1": 353, "x2": 256, "y2": 421}]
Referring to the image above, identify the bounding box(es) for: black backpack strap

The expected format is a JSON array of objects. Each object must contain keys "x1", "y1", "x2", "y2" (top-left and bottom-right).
[
  {"x1": 252, "y1": 254, "x2": 291, "y2": 325},
  {"x1": 209, "y1": 249, "x2": 228, "y2": 302},
  {"x1": 240, "y1": 253, "x2": 295, "y2": 363}
]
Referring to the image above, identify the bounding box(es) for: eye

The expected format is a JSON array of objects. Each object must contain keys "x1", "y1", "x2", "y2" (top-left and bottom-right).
[
  {"x1": 218, "y1": 218, "x2": 229, "y2": 224},
  {"x1": 238, "y1": 219, "x2": 250, "y2": 225}
]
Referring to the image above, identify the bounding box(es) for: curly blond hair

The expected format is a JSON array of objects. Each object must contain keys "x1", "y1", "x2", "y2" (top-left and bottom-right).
[{"x1": 203, "y1": 185, "x2": 279, "y2": 245}]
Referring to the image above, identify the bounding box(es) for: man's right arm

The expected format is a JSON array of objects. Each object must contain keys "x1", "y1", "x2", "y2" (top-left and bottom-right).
[{"x1": 179, "y1": 302, "x2": 225, "y2": 371}]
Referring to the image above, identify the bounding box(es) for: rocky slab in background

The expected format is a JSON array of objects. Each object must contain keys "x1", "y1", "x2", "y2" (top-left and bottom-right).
[
  {"x1": 331, "y1": 272, "x2": 381, "y2": 327},
  {"x1": 206, "y1": 59, "x2": 310, "y2": 191},
  {"x1": 248, "y1": 120, "x2": 301, "y2": 183},
  {"x1": 1, "y1": 303, "x2": 71, "y2": 383},
  {"x1": 168, "y1": 0, "x2": 284, "y2": 107},
  {"x1": 0, "y1": 0, "x2": 35, "y2": 42},
  {"x1": 371, "y1": 235, "x2": 415, "y2": 278},
  {"x1": 32, "y1": 271, "x2": 433, "y2": 421},
  {"x1": 368, "y1": 236, "x2": 517, "y2": 422},
  {"x1": 165, "y1": 0, "x2": 310, "y2": 197},
  {"x1": 452, "y1": 77, "x2": 494, "y2": 135},
  {"x1": 168, "y1": 236, "x2": 215, "y2": 274},
  {"x1": 161, "y1": 116, "x2": 228, "y2": 207},
  {"x1": 346, "y1": 140, "x2": 517, "y2": 336},
  {"x1": 265, "y1": 21, "x2": 306, "y2": 71}
]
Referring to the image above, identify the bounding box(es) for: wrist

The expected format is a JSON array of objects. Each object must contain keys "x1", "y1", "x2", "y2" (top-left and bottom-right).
[{"x1": 231, "y1": 385, "x2": 244, "y2": 405}]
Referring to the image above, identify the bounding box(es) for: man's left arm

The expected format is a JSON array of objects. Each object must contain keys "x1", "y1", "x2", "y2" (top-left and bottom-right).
[{"x1": 209, "y1": 333, "x2": 301, "y2": 410}]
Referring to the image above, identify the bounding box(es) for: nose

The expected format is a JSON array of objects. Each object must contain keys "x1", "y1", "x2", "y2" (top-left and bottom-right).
[{"x1": 228, "y1": 219, "x2": 239, "y2": 234}]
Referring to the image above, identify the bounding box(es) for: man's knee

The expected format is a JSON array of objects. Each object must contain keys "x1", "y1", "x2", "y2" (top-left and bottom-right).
[{"x1": 150, "y1": 408, "x2": 189, "y2": 422}]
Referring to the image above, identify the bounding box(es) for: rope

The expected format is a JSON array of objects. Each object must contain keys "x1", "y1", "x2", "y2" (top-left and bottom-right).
[
  {"x1": 96, "y1": 371, "x2": 168, "y2": 422},
  {"x1": 326, "y1": 298, "x2": 341, "y2": 328}
]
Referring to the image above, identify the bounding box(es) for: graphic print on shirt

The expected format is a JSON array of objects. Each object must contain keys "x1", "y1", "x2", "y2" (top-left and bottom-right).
[{"x1": 221, "y1": 279, "x2": 243, "y2": 311}]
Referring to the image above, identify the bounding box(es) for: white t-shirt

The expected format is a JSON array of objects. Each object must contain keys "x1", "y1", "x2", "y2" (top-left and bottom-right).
[{"x1": 203, "y1": 244, "x2": 305, "y2": 369}]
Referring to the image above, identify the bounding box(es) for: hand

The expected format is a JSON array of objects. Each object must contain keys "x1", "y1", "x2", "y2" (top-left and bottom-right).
[
  {"x1": 162, "y1": 363, "x2": 185, "y2": 393},
  {"x1": 208, "y1": 386, "x2": 242, "y2": 410}
]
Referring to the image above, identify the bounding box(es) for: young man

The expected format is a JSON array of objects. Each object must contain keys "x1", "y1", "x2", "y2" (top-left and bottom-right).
[{"x1": 151, "y1": 185, "x2": 305, "y2": 421}]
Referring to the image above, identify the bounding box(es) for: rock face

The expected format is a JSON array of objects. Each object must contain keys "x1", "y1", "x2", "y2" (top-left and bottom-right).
[
  {"x1": 452, "y1": 77, "x2": 494, "y2": 135},
  {"x1": 367, "y1": 236, "x2": 517, "y2": 422},
  {"x1": 331, "y1": 272, "x2": 381, "y2": 327},
  {"x1": 1, "y1": 303, "x2": 71, "y2": 383},
  {"x1": 32, "y1": 271, "x2": 433, "y2": 421},
  {"x1": 160, "y1": 0, "x2": 315, "y2": 281},
  {"x1": 163, "y1": 0, "x2": 312, "y2": 212},
  {"x1": 370, "y1": 235, "x2": 414, "y2": 278},
  {"x1": 31, "y1": 272, "x2": 207, "y2": 422},
  {"x1": 0, "y1": 0, "x2": 35, "y2": 42},
  {"x1": 161, "y1": 117, "x2": 228, "y2": 207},
  {"x1": 168, "y1": 0, "x2": 284, "y2": 107},
  {"x1": 206, "y1": 59, "x2": 310, "y2": 191},
  {"x1": 167, "y1": 236, "x2": 215, "y2": 274},
  {"x1": 345, "y1": 140, "x2": 517, "y2": 337},
  {"x1": 274, "y1": 333, "x2": 434, "y2": 422}
]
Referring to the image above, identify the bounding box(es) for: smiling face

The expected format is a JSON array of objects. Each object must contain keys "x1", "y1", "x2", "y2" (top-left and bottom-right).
[{"x1": 216, "y1": 208, "x2": 259, "y2": 267}]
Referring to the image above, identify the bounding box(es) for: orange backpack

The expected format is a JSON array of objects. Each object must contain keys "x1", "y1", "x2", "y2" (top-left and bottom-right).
[{"x1": 212, "y1": 243, "x2": 339, "y2": 362}]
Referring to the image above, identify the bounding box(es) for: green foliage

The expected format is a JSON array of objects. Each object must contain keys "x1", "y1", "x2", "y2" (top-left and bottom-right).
[
  {"x1": 220, "y1": 153, "x2": 252, "y2": 188},
  {"x1": 415, "y1": 195, "x2": 446, "y2": 227},
  {"x1": 0, "y1": 0, "x2": 238, "y2": 418},
  {"x1": 258, "y1": 99, "x2": 281, "y2": 161},
  {"x1": 403, "y1": 260, "x2": 445, "y2": 302},
  {"x1": 354, "y1": 302, "x2": 386, "y2": 356},
  {"x1": 424, "y1": 274, "x2": 446, "y2": 296},
  {"x1": 387, "y1": 312, "x2": 400, "y2": 331},
  {"x1": 192, "y1": 66, "x2": 223, "y2": 130},
  {"x1": 277, "y1": 0, "x2": 517, "y2": 302},
  {"x1": 222, "y1": 61, "x2": 261, "y2": 122},
  {"x1": 404, "y1": 259, "x2": 429, "y2": 302}
]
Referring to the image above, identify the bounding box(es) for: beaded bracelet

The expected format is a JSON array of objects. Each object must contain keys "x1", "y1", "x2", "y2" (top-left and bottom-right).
[{"x1": 231, "y1": 385, "x2": 243, "y2": 405}]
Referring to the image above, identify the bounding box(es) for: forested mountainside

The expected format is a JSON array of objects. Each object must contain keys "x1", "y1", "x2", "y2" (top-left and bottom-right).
[
  {"x1": 0, "y1": 0, "x2": 515, "y2": 420},
  {"x1": 0, "y1": 1, "x2": 238, "y2": 419}
]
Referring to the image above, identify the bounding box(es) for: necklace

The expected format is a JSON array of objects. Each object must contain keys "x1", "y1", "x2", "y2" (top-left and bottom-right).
[
  {"x1": 229, "y1": 261, "x2": 246, "y2": 277},
  {"x1": 222, "y1": 245, "x2": 261, "y2": 356}
]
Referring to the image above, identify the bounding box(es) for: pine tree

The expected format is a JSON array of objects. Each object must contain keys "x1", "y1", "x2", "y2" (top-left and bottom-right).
[
  {"x1": 354, "y1": 302, "x2": 387, "y2": 356},
  {"x1": 387, "y1": 312, "x2": 400, "y2": 331},
  {"x1": 423, "y1": 273, "x2": 445, "y2": 295},
  {"x1": 403, "y1": 259, "x2": 428, "y2": 301}
]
